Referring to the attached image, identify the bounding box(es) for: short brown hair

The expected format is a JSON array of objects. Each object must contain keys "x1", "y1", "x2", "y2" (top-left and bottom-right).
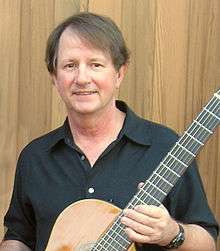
[{"x1": 45, "y1": 12, "x2": 130, "y2": 74}]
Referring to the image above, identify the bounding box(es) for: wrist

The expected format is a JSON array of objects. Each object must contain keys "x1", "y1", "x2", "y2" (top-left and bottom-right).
[{"x1": 163, "y1": 223, "x2": 185, "y2": 249}]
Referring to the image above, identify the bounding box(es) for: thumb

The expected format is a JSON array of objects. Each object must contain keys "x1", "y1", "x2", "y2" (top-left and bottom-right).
[{"x1": 138, "y1": 182, "x2": 145, "y2": 190}]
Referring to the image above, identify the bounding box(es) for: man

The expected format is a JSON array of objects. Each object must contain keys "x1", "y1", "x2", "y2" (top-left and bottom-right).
[{"x1": 0, "y1": 12, "x2": 219, "y2": 251}]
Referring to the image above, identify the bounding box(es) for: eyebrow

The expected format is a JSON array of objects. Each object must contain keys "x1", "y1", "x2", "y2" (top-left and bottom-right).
[{"x1": 90, "y1": 57, "x2": 107, "y2": 62}]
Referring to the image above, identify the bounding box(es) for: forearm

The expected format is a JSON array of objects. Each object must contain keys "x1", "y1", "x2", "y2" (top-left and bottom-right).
[
  {"x1": 0, "y1": 240, "x2": 31, "y2": 251},
  {"x1": 168, "y1": 224, "x2": 216, "y2": 251}
]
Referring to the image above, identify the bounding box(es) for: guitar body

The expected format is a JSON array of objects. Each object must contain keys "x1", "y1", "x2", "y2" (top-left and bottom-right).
[{"x1": 45, "y1": 199, "x2": 136, "y2": 251}]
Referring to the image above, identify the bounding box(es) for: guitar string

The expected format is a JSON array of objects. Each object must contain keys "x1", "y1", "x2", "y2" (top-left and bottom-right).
[
  {"x1": 99, "y1": 94, "x2": 220, "y2": 251},
  {"x1": 92, "y1": 92, "x2": 220, "y2": 251},
  {"x1": 93, "y1": 94, "x2": 220, "y2": 251},
  {"x1": 147, "y1": 90, "x2": 220, "y2": 188},
  {"x1": 108, "y1": 94, "x2": 220, "y2": 248},
  {"x1": 129, "y1": 93, "x2": 220, "y2": 209},
  {"x1": 148, "y1": 95, "x2": 220, "y2": 181},
  {"x1": 94, "y1": 224, "x2": 129, "y2": 251},
  {"x1": 101, "y1": 95, "x2": 220, "y2": 250},
  {"x1": 124, "y1": 91, "x2": 220, "y2": 242},
  {"x1": 120, "y1": 95, "x2": 220, "y2": 211},
  {"x1": 132, "y1": 94, "x2": 220, "y2": 206}
]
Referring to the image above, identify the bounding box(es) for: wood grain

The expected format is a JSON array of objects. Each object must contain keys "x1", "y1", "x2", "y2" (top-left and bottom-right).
[
  {"x1": 0, "y1": 0, "x2": 21, "y2": 239},
  {"x1": 45, "y1": 199, "x2": 136, "y2": 251},
  {"x1": 0, "y1": 0, "x2": 219, "y2": 249}
]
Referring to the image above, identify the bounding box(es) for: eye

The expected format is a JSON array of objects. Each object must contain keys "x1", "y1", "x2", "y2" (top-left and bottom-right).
[
  {"x1": 64, "y1": 63, "x2": 77, "y2": 70},
  {"x1": 91, "y1": 62, "x2": 103, "y2": 69}
]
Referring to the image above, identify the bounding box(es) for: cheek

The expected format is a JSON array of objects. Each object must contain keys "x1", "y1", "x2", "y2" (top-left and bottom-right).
[
  {"x1": 95, "y1": 73, "x2": 119, "y2": 91},
  {"x1": 57, "y1": 73, "x2": 74, "y2": 89}
]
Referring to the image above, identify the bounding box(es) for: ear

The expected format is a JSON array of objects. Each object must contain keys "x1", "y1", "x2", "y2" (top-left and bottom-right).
[
  {"x1": 51, "y1": 73, "x2": 58, "y2": 87},
  {"x1": 116, "y1": 63, "x2": 128, "y2": 89}
]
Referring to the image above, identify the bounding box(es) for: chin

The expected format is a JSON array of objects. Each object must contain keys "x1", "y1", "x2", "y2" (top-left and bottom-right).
[
  {"x1": 68, "y1": 100, "x2": 113, "y2": 116},
  {"x1": 70, "y1": 105, "x2": 99, "y2": 115}
]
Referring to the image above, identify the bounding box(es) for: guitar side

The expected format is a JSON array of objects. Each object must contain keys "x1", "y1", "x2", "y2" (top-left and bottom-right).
[{"x1": 45, "y1": 199, "x2": 136, "y2": 251}]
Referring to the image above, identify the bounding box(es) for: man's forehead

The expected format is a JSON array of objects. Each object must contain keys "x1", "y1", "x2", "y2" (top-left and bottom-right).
[
  {"x1": 58, "y1": 27, "x2": 111, "y2": 59},
  {"x1": 59, "y1": 27, "x2": 98, "y2": 49}
]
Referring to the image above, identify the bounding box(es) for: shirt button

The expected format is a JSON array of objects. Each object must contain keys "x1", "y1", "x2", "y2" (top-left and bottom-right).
[
  {"x1": 88, "y1": 187, "x2": 95, "y2": 194},
  {"x1": 81, "y1": 155, "x2": 85, "y2": 161}
]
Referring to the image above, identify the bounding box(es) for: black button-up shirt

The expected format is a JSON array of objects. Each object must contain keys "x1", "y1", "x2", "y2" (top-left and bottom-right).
[{"x1": 4, "y1": 101, "x2": 219, "y2": 251}]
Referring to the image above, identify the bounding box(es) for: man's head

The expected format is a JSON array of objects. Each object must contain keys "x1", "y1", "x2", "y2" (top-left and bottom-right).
[{"x1": 45, "y1": 12, "x2": 130, "y2": 74}]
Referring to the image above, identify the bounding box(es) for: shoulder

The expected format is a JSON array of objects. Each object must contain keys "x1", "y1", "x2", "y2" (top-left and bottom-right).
[
  {"x1": 146, "y1": 119, "x2": 179, "y2": 144},
  {"x1": 18, "y1": 125, "x2": 64, "y2": 160},
  {"x1": 134, "y1": 113, "x2": 180, "y2": 149},
  {"x1": 119, "y1": 100, "x2": 179, "y2": 147}
]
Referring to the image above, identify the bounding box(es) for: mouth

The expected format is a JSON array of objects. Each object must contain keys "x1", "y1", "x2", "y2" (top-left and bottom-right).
[{"x1": 72, "y1": 91, "x2": 98, "y2": 96}]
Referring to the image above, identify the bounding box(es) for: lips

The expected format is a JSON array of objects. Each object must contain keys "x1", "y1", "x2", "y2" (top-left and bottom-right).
[{"x1": 72, "y1": 90, "x2": 98, "y2": 95}]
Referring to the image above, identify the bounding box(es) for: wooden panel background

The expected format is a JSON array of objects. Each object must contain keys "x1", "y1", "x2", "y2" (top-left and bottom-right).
[{"x1": 0, "y1": 0, "x2": 220, "y2": 249}]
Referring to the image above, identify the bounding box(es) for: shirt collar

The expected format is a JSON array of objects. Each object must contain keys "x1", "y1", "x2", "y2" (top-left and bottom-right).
[
  {"x1": 116, "y1": 100, "x2": 152, "y2": 146},
  {"x1": 44, "y1": 119, "x2": 68, "y2": 151},
  {"x1": 47, "y1": 100, "x2": 152, "y2": 151}
]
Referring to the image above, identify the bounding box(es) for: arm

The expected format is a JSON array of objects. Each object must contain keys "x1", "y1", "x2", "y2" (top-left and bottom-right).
[
  {"x1": 0, "y1": 240, "x2": 31, "y2": 251},
  {"x1": 179, "y1": 224, "x2": 216, "y2": 251},
  {"x1": 121, "y1": 205, "x2": 216, "y2": 251}
]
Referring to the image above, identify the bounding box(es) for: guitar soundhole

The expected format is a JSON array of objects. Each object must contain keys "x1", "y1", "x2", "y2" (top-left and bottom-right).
[{"x1": 75, "y1": 242, "x2": 95, "y2": 251}]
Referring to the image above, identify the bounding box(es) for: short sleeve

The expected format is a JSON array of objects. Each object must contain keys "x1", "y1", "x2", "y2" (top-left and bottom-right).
[
  {"x1": 3, "y1": 151, "x2": 36, "y2": 249},
  {"x1": 164, "y1": 160, "x2": 219, "y2": 240}
]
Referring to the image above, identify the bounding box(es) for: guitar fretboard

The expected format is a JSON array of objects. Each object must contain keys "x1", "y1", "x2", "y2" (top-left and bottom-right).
[{"x1": 92, "y1": 90, "x2": 220, "y2": 251}]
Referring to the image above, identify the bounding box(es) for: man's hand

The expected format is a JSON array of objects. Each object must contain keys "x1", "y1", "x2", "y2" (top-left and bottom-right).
[{"x1": 121, "y1": 204, "x2": 179, "y2": 246}]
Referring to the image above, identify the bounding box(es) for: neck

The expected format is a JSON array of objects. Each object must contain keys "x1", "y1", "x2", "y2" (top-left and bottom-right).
[{"x1": 67, "y1": 104, "x2": 125, "y2": 143}]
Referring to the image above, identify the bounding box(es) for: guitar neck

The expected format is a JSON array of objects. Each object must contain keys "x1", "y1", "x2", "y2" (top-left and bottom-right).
[
  {"x1": 92, "y1": 90, "x2": 220, "y2": 251},
  {"x1": 128, "y1": 90, "x2": 220, "y2": 208}
]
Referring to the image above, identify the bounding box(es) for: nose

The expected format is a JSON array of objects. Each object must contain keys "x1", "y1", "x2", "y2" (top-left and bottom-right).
[{"x1": 75, "y1": 65, "x2": 90, "y2": 86}]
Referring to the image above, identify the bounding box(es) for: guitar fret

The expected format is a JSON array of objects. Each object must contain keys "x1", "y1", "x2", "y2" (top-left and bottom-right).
[
  {"x1": 94, "y1": 239, "x2": 112, "y2": 251},
  {"x1": 108, "y1": 227, "x2": 126, "y2": 237},
  {"x1": 133, "y1": 194, "x2": 148, "y2": 204},
  {"x1": 185, "y1": 132, "x2": 204, "y2": 145},
  {"x1": 153, "y1": 172, "x2": 174, "y2": 188},
  {"x1": 106, "y1": 221, "x2": 130, "y2": 244},
  {"x1": 176, "y1": 142, "x2": 196, "y2": 157},
  {"x1": 134, "y1": 192, "x2": 161, "y2": 205},
  {"x1": 94, "y1": 246, "x2": 108, "y2": 251},
  {"x1": 167, "y1": 153, "x2": 187, "y2": 167},
  {"x1": 95, "y1": 240, "x2": 119, "y2": 251},
  {"x1": 194, "y1": 120, "x2": 213, "y2": 134},
  {"x1": 108, "y1": 227, "x2": 129, "y2": 244},
  {"x1": 214, "y1": 92, "x2": 220, "y2": 100},
  {"x1": 160, "y1": 162, "x2": 181, "y2": 177},
  {"x1": 97, "y1": 237, "x2": 127, "y2": 251},
  {"x1": 145, "y1": 180, "x2": 167, "y2": 196},
  {"x1": 110, "y1": 221, "x2": 125, "y2": 234},
  {"x1": 204, "y1": 107, "x2": 220, "y2": 121},
  {"x1": 102, "y1": 233, "x2": 128, "y2": 249}
]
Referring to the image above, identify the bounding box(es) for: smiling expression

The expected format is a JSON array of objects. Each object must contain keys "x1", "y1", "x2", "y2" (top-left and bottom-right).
[{"x1": 52, "y1": 28, "x2": 127, "y2": 117}]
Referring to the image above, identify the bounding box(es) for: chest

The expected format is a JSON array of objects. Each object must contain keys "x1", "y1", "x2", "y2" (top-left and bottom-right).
[
  {"x1": 76, "y1": 138, "x2": 117, "y2": 166},
  {"x1": 26, "y1": 140, "x2": 168, "y2": 219},
  {"x1": 24, "y1": 140, "x2": 170, "y2": 250}
]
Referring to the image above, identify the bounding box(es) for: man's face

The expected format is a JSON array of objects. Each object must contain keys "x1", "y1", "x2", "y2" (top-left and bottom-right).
[{"x1": 52, "y1": 28, "x2": 126, "y2": 117}]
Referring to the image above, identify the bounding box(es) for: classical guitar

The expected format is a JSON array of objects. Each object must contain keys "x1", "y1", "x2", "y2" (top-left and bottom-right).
[{"x1": 45, "y1": 90, "x2": 220, "y2": 251}]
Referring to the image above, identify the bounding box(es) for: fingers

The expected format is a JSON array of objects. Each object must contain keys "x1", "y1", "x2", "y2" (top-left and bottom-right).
[
  {"x1": 121, "y1": 206, "x2": 161, "y2": 243},
  {"x1": 123, "y1": 226, "x2": 155, "y2": 244},
  {"x1": 121, "y1": 212, "x2": 153, "y2": 236},
  {"x1": 122, "y1": 207, "x2": 158, "y2": 229},
  {"x1": 137, "y1": 205, "x2": 165, "y2": 216},
  {"x1": 137, "y1": 182, "x2": 145, "y2": 190},
  {"x1": 121, "y1": 204, "x2": 175, "y2": 245},
  {"x1": 124, "y1": 184, "x2": 178, "y2": 245},
  {"x1": 121, "y1": 211, "x2": 162, "y2": 244}
]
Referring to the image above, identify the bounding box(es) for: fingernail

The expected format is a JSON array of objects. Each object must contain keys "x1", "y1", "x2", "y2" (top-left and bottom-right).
[{"x1": 123, "y1": 209, "x2": 128, "y2": 215}]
